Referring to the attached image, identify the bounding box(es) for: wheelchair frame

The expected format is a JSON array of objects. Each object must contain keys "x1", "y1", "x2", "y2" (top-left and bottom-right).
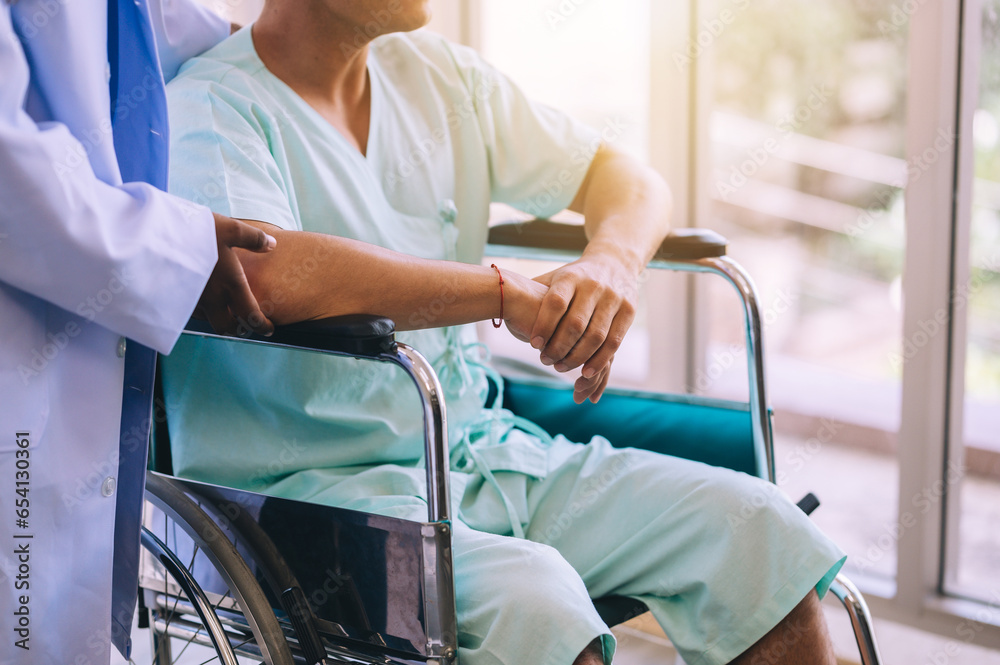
[
  {"x1": 140, "y1": 330, "x2": 458, "y2": 664},
  {"x1": 137, "y1": 220, "x2": 882, "y2": 665}
]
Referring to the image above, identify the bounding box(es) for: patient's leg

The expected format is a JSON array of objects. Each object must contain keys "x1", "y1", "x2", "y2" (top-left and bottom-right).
[
  {"x1": 514, "y1": 438, "x2": 845, "y2": 665},
  {"x1": 730, "y1": 590, "x2": 836, "y2": 665}
]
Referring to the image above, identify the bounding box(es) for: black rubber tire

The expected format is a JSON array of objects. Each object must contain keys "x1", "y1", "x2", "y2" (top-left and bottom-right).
[{"x1": 142, "y1": 472, "x2": 295, "y2": 665}]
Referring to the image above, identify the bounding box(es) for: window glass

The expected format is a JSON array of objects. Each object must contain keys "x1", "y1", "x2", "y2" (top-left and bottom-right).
[
  {"x1": 703, "y1": 0, "x2": 909, "y2": 580},
  {"x1": 951, "y1": 0, "x2": 1000, "y2": 600},
  {"x1": 479, "y1": 0, "x2": 650, "y2": 162}
]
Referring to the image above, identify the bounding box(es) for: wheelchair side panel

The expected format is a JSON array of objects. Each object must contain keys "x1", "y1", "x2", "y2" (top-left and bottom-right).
[{"x1": 141, "y1": 474, "x2": 454, "y2": 661}]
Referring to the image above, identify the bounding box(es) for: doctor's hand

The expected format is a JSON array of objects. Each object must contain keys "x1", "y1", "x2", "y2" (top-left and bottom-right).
[
  {"x1": 528, "y1": 251, "x2": 639, "y2": 388},
  {"x1": 195, "y1": 214, "x2": 277, "y2": 337}
]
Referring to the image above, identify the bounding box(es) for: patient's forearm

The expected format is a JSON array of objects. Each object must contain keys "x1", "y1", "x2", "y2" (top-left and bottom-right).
[
  {"x1": 235, "y1": 221, "x2": 540, "y2": 331},
  {"x1": 571, "y1": 146, "x2": 672, "y2": 270},
  {"x1": 527, "y1": 146, "x2": 672, "y2": 403}
]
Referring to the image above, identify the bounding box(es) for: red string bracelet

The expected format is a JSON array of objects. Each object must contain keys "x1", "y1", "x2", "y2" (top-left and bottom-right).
[{"x1": 490, "y1": 263, "x2": 504, "y2": 328}]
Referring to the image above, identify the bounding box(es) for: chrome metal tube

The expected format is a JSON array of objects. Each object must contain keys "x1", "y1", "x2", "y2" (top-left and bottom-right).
[
  {"x1": 150, "y1": 620, "x2": 270, "y2": 661},
  {"x1": 829, "y1": 574, "x2": 883, "y2": 665},
  {"x1": 651, "y1": 255, "x2": 775, "y2": 482},
  {"x1": 389, "y1": 343, "x2": 451, "y2": 524},
  {"x1": 140, "y1": 527, "x2": 241, "y2": 665}
]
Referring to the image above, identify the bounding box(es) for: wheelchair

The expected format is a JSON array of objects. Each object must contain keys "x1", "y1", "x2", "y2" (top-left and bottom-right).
[{"x1": 136, "y1": 220, "x2": 884, "y2": 665}]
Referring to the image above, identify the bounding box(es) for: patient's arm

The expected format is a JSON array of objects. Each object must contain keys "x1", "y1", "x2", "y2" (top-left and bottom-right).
[
  {"x1": 530, "y1": 143, "x2": 672, "y2": 402},
  {"x1": 234, "y1": 220, "x2": 546, "y2": 336}
]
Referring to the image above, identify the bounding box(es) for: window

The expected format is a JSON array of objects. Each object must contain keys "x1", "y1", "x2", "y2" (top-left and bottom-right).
[
  {"x1": 472, "y1": 0, "x2": 1000, "y2": 651},
  {"x1": 947, "y1": 0, "x2": 1000, "y2": 603}
]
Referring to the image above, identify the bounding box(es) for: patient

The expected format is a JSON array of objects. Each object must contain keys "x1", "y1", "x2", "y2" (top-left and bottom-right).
[{"x1": 162, "y1": 2, "x2": 845, "y2": 663}]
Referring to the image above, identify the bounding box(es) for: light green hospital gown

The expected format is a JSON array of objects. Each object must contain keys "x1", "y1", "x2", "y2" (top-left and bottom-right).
[{"x1": 163, "y1": 27, "x2": 845, "y2": 665}]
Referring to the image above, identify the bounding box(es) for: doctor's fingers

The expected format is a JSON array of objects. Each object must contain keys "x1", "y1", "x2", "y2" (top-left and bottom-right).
[
  {"x1": 215, "y1": 214, "x2": 278, "y2": 253},
  {"x1": 201, "y1": 247, "x2": 274, "y2": 337},
  {"x1": 207, "y1": 215, "x2": 277, "y2": 336}
]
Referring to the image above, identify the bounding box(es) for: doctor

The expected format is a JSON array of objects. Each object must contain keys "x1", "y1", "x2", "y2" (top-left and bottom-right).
[{"x1": 0, "y1": 0, "x2": 275, "y2": 663}]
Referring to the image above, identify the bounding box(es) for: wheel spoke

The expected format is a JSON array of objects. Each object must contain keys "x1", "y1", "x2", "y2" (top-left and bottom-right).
[
  {"x1": 164, "y1": 541, "x2": 207, "y2": 665},
  {"x1": 160, "y1": 512, "x2": 177, "y2": 636},
  {"x1": 194, "y1": 632, "x2": 253, "y2": 665},
  {"x1": 141, "y1": 479, "x2": 293, "y2": 665},
  {"x1": 169, "y1": 626, "x2": 201, "y2": 664},
  {"x1": 213, "y1": 587, "x2": 233, "y2": 613}
]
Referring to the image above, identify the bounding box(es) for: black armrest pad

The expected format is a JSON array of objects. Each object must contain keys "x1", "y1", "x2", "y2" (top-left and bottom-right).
[
  {"x1": 488, "y1": 219, "x2": 589, "y2": 253},
  {"x1": 487, "y1": 219, "x2": 728, "y2": 260},
  {"x1": 184, "y1": 314, "x2": 397, "y2": 357},
  {"x1": 656, "y1": 227, "x2": 728, "y2": 260}
]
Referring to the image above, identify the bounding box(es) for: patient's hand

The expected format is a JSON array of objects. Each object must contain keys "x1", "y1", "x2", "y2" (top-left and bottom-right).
[
  {"x1": 195, "y1": 214, "x2": 277, "y2": 336},
  {"x1": 573, "y1": 355, "x2": 614, "y2": 404},
  {"x1": 500, "y1": 271, "x2": 549, "y2": 344},
  {"x1": 529, "y1": 251, "x2": 638, "y2": 389}
]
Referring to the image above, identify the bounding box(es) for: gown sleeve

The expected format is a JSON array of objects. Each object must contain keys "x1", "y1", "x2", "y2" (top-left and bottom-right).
[
  {"x1": 446, "y1": 41, "x2": 602, "y2": 219},
  {"x1": 166, "y1": 77, "x2": 300, "y2": 231}
]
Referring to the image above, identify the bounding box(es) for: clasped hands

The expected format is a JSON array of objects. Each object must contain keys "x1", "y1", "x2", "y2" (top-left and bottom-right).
[
  {"x1": 196, "y1": 214, "x2": 640, "y2": 405},
  {"x1": 193, "y1": 214, "x2": 277, "y2": 337},
  {"x1": 501, "y1": 252, "x2": 640, "y2": 404}
]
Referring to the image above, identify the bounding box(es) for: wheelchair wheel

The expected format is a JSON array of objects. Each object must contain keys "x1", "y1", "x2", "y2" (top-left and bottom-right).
[{"x1": 140, "y1": 473, "x2": 295, "y2": 665}]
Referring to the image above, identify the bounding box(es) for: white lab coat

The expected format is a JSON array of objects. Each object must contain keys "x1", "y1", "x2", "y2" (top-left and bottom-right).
[{"x1": 0, "y1": 1, "x2": 227, "y2": 663}]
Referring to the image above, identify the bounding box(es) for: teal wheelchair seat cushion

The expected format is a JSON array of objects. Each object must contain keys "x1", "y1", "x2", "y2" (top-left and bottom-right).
[{"x1": 501, "y1": 379, "x2": 760, "y2": 478}]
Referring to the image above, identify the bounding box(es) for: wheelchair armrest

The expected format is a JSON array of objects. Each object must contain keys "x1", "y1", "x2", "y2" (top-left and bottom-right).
[
  {"x1": 181, "y1": 314, "x2": 451, "y2": 523},
  {"x1": 487, "y1": 218, "x2": 774, "y2": 482},
  {"x1": 486, "y1": 218, "x2": 728, "y2": 260},
  {"x1": 184, "y1": 313, "x2": 397, "y2": 358}
]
